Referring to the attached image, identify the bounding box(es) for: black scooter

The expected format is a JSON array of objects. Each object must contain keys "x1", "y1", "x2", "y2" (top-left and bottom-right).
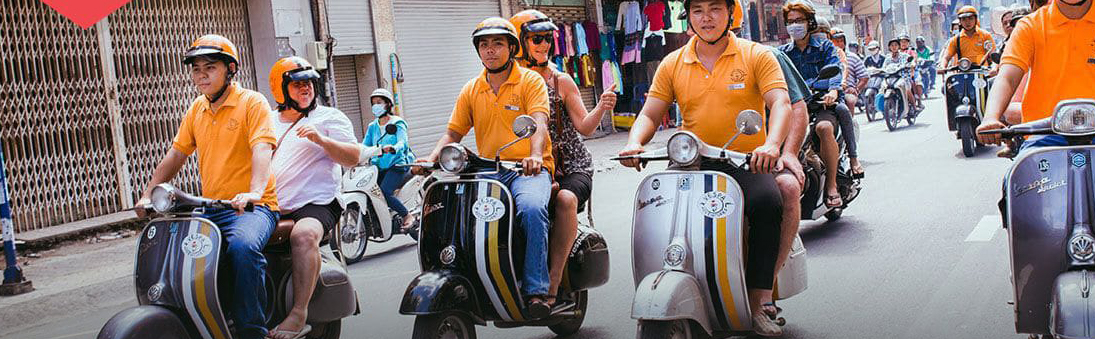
[
  {"x1": 801, "y1": 65, "x2": 862, "y2": 221},
  {"x1": 943, "y1": 57, "x2": 991, "y2": 157}
]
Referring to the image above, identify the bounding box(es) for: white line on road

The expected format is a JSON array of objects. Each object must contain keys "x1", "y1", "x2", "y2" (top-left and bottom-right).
[{"x1": 965, "y1": 215, "x2": 1002, "y2": 242}]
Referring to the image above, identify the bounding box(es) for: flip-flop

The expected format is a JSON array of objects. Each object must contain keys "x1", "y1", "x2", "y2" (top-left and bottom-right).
[
  {"x1": 268, "y1": 324, "x2": 311, "y2": 339},
  {"x1": 825, "y1": 193, "x2": 843, "y2": 208},
  {"x1": 761, "y1": 302, "x2": 783, "y2": 319},
  {"x1": 527, "y1": 296, "x2": 552, "y2": 319}
]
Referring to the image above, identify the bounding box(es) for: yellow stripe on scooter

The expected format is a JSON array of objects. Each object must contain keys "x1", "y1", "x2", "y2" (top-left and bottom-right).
[
  {"x1": 487, "y1": 185, "x2": 524, "y2": 321},
  {"x1": 715, "y1": 176, "x2": 744, "y2": 329},
  {"x1": 194, "y1": 224, "x2": 226, "y2": 339}
]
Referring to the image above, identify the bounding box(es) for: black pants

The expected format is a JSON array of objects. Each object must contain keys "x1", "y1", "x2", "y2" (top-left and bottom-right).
[
  {"x1": 701, "y1": 160, "x2": 783, "y2": 290},
  {"x1": 833, "y1": 102, "x2": 858, "y2": 158}
]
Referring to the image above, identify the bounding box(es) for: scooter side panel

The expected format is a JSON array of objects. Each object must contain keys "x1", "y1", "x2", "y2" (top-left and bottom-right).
[
  {"x1": 631, "y1": 171, "x2": 750, "y2": 332},
  {"x1": 1008, "y1": 148, "x2": 1075, "y2": 334},
  {"x1": 135, "y1": 218, "x2": 228, "y2": 339}
]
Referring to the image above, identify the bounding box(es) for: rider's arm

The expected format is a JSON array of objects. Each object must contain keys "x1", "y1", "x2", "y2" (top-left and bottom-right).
[
  {"x1": 529, "y1": 111, "x2": 549, "y2": 159},
  {"x1": 315, "y1": 134, "x2": 362, "y2": 168},
  {"x1": 392, "y1": 122, "x2": 409, "y2": 153},
  {"x1": 782, "y1": 101, "x2": 808, "y2": 156},
  {"x1": 985, "y1": 65, "x2": 1025, "y2": 124},
  {"x1": 140, "y1": 148, "x2": 187, "y2": 200},
  {"x1": 248, "y1": 142, "x2": 274, "y2": 195},
  {"x1": 941, "y1": 38, "x2": 957, "y2": 69},
  {"x1": 425, "y1": 129, "x2": 464, "y2": 162},
  {"x1": 626, "y1": 97, "x2": 671, "y2": 147},
  {"x1": 557, "y1": 72, "x2": 610, "y2": 136},
  {"x1": 428, "y1": 88, "x2": 474, "y2": 161},
  {"x1": 764, "y1": 88, "x2": 792, "y2": 149}
]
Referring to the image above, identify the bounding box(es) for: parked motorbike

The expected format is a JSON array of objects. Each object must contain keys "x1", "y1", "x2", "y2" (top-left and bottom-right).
[
  {"x1": 943, "y1": 57, "x2": 991, "y2": 157},
  {"x1": 979, "y1": 98, "x2": 1095, "y2": 339},
  {"x1": 877, "y1": 55, "x2": 919, "y2": 131},
  {"x1": 862, "y1": 66, "x2": 883, "y2": 122},
  {"x1": 97, "y1": 184, "x2": 358, "y2": 339},
  {"x1": 337, "y1": 124, "x2": 433, "y2": 264},
  {"x1": 918, "y1": 56, "x2": 936, "y2": 95},
  {"x1": 802, "y1": 65, "x2": 863, "y2": 221},
  {"x1": 398, "y1": 115, "x2": 609, "y2": 339},
  {"x1": 614, "y1": 111, "x2": 808, "y2": 338}
]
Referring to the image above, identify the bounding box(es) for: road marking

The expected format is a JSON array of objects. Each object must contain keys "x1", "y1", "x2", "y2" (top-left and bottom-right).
[{"x1": 965, "y1": 215, "x2": 1002, "y2": 242}]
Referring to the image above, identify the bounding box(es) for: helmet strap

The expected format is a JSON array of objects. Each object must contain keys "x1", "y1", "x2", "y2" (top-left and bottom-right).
[
  {"x1": 689, "y1": 19, "x2": 731, "y2": 45},
  {"x1": 206, "y1": 67, "x2": 236, "y2": 105},
  {"x1": 486, "y1": 58, "x2": 513, "y2": 74},
  {"x1": 279, "y1": 78, "x2": 318, "y2": 116}
]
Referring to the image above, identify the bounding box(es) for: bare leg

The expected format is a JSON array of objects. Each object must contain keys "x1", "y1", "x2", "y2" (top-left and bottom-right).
[
  {"x1": 547, "y1": 190, "x2": 580, "y2": 304},
  {"x1": 817, "y1": 121, "x2": 842, "y2": 207},
  {"x1": 749, "y1": 288, "x2": 782, "y2": 336},
  {"x1": 773, "y1": 173, "x2": 801, "y2": 276},
  {"x1": 845, "y1": 93, "x2": 858, "y2": 116},
  {"x1": 271, "y1": 218, "x2": 323, "y2": 339}
]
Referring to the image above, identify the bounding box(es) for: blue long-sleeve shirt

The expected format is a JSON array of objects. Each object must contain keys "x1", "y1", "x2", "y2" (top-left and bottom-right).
[
  {"x1": 779, "y1": 36, "x2": 844, "y2": 91},
  {"x1": 362, "y1": 116, "x2": 414, "y2": 169}
]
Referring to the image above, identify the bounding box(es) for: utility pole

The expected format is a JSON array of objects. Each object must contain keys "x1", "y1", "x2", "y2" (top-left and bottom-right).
[{"x1": 0, "y1": 140, "x2": 33, "y2": 296}]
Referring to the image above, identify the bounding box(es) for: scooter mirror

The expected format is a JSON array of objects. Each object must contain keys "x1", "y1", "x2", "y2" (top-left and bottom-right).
[
  {"x1": 385, "y1": 124, "x2": 398, "y2": 135},
  {"x1": 736, "y1": 110, "x2": 763, "y2": 136},
  {"x1": 906, "y1": 55, "x2": 915, "y2": 63},
  {"x1": 512, "y1": 115, "x2": 537, "y2": 139},
  {"x1": 818, "y1": 65, "x2": 841, "y2": 80}
]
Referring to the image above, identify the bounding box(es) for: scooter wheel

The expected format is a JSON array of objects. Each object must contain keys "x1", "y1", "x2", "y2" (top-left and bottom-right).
[
  {"x1": 412, "y1": 313, "x2": 476, "y2": 339},
  {"x1": 775, "y1": 317, "x2": 787, "y2": 326},
  {"x1": 637, "y1": 319, "x2": 710, "y2": 339}
]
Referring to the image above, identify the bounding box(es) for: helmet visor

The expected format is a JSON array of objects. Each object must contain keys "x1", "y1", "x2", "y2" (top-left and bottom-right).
[
  {"x1": 183, "y1": 45, "x2": 226, "y2": 64},
  {"x1": 473, "y1": 27, "x2": 516, "y2": 38},
  {"x1": 286, "y1": 67, "x2": 320, "y2": 82},
  {"x1": 524, "y1": 18, "x2": 558, "y2": 33},
  {"x1": 957, "y1": 12, "x2": 976, "y2": 18}
]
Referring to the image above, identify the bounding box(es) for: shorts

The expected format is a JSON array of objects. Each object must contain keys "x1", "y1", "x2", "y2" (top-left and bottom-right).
[
  {"x1": 557, "y1": 171, "x2": 593, "y2": 212},
  {"x1": 281, "y1": 201, "x2": 343, "y2": 236},
  {"x1": 814, "y1": 109, "x2": 839, "y2": 127}
]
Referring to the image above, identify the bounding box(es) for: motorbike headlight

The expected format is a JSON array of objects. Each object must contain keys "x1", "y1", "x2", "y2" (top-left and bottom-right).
[
  {"x1": 1070, "y1": 233, "x2": 1095, "y2": 262},
  {"x1": 438, "y1": 144, "x2": 468, "y2": 173},
  {"x1": 667, "y1": 132, "x2": 701, "y2": 166},
  {"x1": 664, "y1": 244, "x2": 685, "y2": 267},
  {"x1": 958, "y1": 58, "x2": 972, "y2": 71},
  {"x1": 150, "y1": 184, "x2": 176, "y2": 213},
  {"x1": 1051, "y1": 99, "x2": 1095, "y2": 136}
]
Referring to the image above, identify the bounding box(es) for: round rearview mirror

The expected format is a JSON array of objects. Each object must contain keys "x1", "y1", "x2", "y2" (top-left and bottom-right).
[
  {"x1": 736, "y1": 110, "x2": 763, "y2": 135},
  {"x1": 818, "y1": 65, "x2": 841, "y2": 80},
  {"x1": 385, "y1": 124, "x2": 398, "y2": 135},
  {"x1": 512, "y1": 115, "x2": 537, "y2": 138}
]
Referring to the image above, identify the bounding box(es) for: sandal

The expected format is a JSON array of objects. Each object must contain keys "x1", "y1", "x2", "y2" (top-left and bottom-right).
[
  {"x1": 761, "y1": 302, "x2": 783, "y2": 320},
  {"x1": 267, "y1": 324, "x2": 311, "y2": 339},
  {"x1": 825, "y1": 193, "x2": 843, "y2": 208},
  {"x1": 527, "y1": 296, "x2": 552, "y2": 319}
]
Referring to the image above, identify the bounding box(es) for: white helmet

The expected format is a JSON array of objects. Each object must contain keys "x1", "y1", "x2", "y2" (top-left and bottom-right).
[{"x1": 370, "y1": 88, "x2": 395, "y2": 105}]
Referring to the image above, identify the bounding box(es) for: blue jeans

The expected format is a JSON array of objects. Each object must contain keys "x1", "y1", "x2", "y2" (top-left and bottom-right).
[
  {"x1": 200, "y1": 206, "x2": 278, "y2": 339},
  {"x1": 480, "y1": 170, "x2": 551, "y2": 296},
  {"x1": 378, "y1": 167, "x2": 410, "y2": 217}
]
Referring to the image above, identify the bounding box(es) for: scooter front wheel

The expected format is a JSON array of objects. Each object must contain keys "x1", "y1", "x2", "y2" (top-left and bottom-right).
[
  {"x1": 636, "y1": 319, "x2": 709, "y2": 339},
  {"x1": 412, "y1": 312, "x2": 477, "y2": 339},
  {"x1": 338, "y1": 204, "x2": 371, "y2": 264},
  {"x1": 548, "y1": 290, "x2": 588, "y2": 336},
  {"x1": 884, "y1": 97, "x2": 901, "y2": 131}
]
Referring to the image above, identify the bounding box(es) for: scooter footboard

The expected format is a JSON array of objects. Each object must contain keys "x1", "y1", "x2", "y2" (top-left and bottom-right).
[
  {"x1": 97, "y1": 305, "x2": 191, "y2": 339},
  {"x1": 1050, "y1": 270, "x2": 1095, "y2": 339},
  {"x1": 632, "y1": 270, "x2": 715, "y2": 335},
  {"x1": 400, "y1": 270, "x2": 482, "y2": 317}
]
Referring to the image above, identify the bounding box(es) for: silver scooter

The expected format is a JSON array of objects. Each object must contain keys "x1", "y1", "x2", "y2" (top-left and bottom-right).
[
  {"x1": 878, "y1": 55, "x2": 918, "y2": 131},
  {"x1": 336, "y1": 124, "x2": 433, "y2": 263},
  {"x1": 981, "y1": 98, "x2": 1095, "y2": 339},
  {"x1": 614, "y1": 111, "x2": 808, "y2": 338}
]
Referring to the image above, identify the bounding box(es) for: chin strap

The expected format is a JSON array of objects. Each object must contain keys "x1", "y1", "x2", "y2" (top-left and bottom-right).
[
  {"x1": 485, "y1": 59, "x2": 513, "y2": 74},
  {"x1": 689, "y1": 18, "x2": 732, "y2": 46},
  {"x1": 205, "y1": 72, "x2": 236, "y2": 104}
]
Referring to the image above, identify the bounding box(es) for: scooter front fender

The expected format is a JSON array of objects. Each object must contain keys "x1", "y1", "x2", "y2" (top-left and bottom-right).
[
  {"x1": 97, "y1": 305, "x2": 192, "y2": 339},
  {"x1": 1050, "y1": 270, "x2": 1095, "y2": 339},
  {"x1": 631, "y1": 270, "x2": 714, "y2": 335},
  {"x1": 399, "y1": 270, "x2": 482, "y2": 318},
  {"x1": 954, "y1": 104, "x2": 973, "y2": 118}
]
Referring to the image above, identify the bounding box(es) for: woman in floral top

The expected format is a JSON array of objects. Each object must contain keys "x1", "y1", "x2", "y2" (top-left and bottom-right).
[{"x1": 510, "y1": 10, "x2": 617, "y2": 307}]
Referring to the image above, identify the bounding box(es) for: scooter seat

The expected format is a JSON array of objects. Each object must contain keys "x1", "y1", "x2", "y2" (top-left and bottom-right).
[{"x1": 267, "y1": 220, "x2": 295, "y2": 247}]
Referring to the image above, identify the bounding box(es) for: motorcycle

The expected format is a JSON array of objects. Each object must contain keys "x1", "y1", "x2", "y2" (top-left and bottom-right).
[
  {"x1": 877, "y1": 55, "x2": 919, "y2": 131},
  {"x1": 614, "y1": 111, "x2": 808, "y2": 338},
  {"x1": 979, "y1": 98, "x2": 1095, "y2": 339},
  {"x1": 97, "y1": 184, "x2": 358, "y2": 339},
  {"x1": 862, "y1": 66, "x2": 884, "y2": 122},
  {"x1": 918, "y1": 56, "x2": 936, "y2": 95},
  {"x1": 337, "y1": 124, "x2": 433, "y2": 264},
  {"x1": 802, "y1": 65, "x2": 863, "y2": 221},
  {"x1": 943, "y1": 57, "x2": 990, "y2": 157},
  {"x1": 398, "y1": 115, "x2": 609, "y2": 338}
]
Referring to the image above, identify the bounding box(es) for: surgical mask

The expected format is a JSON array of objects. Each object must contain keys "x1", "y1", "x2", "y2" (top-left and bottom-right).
[
  {"x1": 952, "y1": 29, "x2": 960, "y2": 36},
  {"x1": 786, "y1": 23, "x2": 808, "y2": 40},
  {"x1": 371, "y1": 103, "x2": 387, "y2": 117},
  {"x1": 812, "y1": 32, "x2": 829, "y2": 41}
]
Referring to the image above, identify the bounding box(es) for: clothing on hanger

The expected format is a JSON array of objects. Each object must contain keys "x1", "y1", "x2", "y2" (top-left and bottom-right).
[{"x1": 643, "y1": 0, "x2": 667, "y2": 32}]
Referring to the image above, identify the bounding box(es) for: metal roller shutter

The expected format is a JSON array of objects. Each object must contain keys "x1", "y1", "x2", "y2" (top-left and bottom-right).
[
  {"x1": 393, "y1": 0, "x2": 501, "y2": 155},
  {"x1": 328, "y1": 0, "x2": 376, "y2": 55},
  {"x1": 333, "y1": 55, "x2": 365, "y2": 139}
]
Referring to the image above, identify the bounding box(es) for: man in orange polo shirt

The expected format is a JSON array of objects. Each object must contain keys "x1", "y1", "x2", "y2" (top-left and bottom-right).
[
  {"x1": 617, "y1": 0, "x2": 792, "y2": 335},
  {"x1": 419, "y1": 17, "x2": 557, "y2": 319},
  {"x1": 135, "y1": 34, "x2": 278, "y2": 339},
  {"x1": 976, "y1": 0, "x2": 1095, "y2": 149},
  {"x1": 940, "y1": 6, "x2": 997, "y2": 70}
]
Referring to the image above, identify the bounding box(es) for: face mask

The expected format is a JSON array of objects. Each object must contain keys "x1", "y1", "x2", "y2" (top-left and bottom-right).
[
  {"x1": 786, "y1": 23, "x2": 808, "y2": 40},
  {"x1": 812, "y1": 32, "x2": 829, "y2": 41},
  {"x1": 371, "y1": 103, "x2": 387, "y2": 117},
  {"x1": 952, "y1": 29, "x2": 960, "y2": 36}
]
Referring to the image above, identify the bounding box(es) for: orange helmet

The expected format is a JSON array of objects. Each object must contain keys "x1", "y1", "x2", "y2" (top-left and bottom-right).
[
  {"x1": 183, "y1": 34, "x2": 239, "y2": 66},
  {"x1": 269, "y1": 56, "x2": 320, "y2": 113},
  {"x1": 509, "y1": 10, "x2": 558, "y2": 65},
  {"x1": 957, "y1": 6, "x2": 978, "y2": 19},
  {"x1": 732, "y1": 0, "x2": 744, "y2": 30}
]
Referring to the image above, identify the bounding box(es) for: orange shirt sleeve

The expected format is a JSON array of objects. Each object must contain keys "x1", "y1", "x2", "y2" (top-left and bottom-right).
[
  {"x1": 522, "y1": 71, "x2": 550, "y2": 117},
  {"x1": 244, "y1": 94, "x2": 276, "y2": 148},
  {"x1": 172, "y1": 103, "x2": 198, "y2": 155},
  {"x1": 946, "y1": 37, "x2": 957, "y2": 58},
  {"x1": 647, "y1": 56, "x2": 676, "y2": 103},
  {"x1": 1001, "y1": 18, "x2": 1034, "y2": 72},
  {"x1": 447, "y1": 82, "x2": 474, "y2": 136},
  {"x1": 755, "y1": 48, "x2": 788, "y2": 95}
]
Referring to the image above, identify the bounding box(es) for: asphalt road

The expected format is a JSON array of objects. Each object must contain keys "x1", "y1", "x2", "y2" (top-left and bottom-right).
[{"x1": 9, "y1": 88, "x2": 1026, "y2": 339}]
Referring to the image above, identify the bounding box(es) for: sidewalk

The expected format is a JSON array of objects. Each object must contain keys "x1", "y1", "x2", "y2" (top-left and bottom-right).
[{"x1": 0, "y1": 127, "x2": 676, "y2": 336}]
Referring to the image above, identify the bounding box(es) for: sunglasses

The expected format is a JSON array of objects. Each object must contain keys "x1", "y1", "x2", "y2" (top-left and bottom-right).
[{"x1": 528, "y1": 34, "x2": 552, "y2": 45}]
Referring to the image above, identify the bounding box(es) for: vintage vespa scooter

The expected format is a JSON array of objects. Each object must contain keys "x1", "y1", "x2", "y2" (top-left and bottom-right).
[
  {"x1": 97, "y1": 184, "x2": 358, "y2": 339},
  {"x1": 337, "y1": 124, "x2": 433, "y2": 263},
  {"x1": 981, "y1": 98, "x2": 1095, "y2": 339},
  {"x1": 398, "y1": 115, "x2": 609, "y2": 339},
  {"x1": 800, "y1": 65, "x2": 863, "y2": 221},
  {"x1": 943, "y1": 57, "x2": 990, "y2": 157},
  {"x1": 614, "y1": 111, "x2": 808, "y2": 338}
]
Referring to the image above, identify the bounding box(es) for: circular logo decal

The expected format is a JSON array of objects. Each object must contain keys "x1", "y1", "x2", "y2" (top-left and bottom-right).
[
  {"x1": 440, "y1": 245, "x2": 457, "y2": 265},
  {"x1": 652, "y1": 179, "x2": 661, "y2": 190},
  {"x1": 181, "y1": 233, "x2": 214, "y2": 258},
  {"x1": 147, "y1": 283, "x2": 164, "y2": 302},
  {"x1": 472, "y1": 197, "x2": 506, "y2": 222},
  {"x1": 699, "y1": 191, "x2": 735, "y2": 219},
  {"x1": 1073, "y1": 153, "x2": 1088, "y2": 168},
  {"x1": 146, "y1": 226, "x2": 157, "y2": 239}
]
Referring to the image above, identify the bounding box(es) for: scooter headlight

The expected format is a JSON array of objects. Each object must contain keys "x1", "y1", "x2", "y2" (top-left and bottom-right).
[
  {"x1": 150, "y1": 184, "x2": 177, "y2": 213},
  {"x1": 1069, "y1": 234, "x2": 1095, "y2": 262},
  {"x1": 1051, "y1": 99, "x2": 1095, "y2": 136},
  {"x1": 664, "y1": 244, "x2": 686, "y2": 267},
  {"x1": 438, "y1": 144, "x2": 469, "y2": 173},
  {"x1": 958, "y1": 58, "x2": 972, "y2": 71},
  {"x1": 667, "y1": 132, "x2": 701, "y2": 166}
]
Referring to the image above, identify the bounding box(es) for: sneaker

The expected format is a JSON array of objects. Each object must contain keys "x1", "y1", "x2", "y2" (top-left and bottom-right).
[{"x1": 752, "y1": 313, "x2": 784, "y2": 337}]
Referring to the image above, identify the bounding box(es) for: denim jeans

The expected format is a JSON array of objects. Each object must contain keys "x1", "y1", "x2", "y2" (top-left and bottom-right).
[
  {"x1": 833, "y1": 102, "x2": 859, "y2": 158},
  {"x1": 378, "y1": 167, "x2": 410, "y2": 217},
  {"x1": 200, "y1": 206, "x2": 278, "y2": 339},
  {"x1": 480, "y1": 170, "x2": 551, "y2": 296}
]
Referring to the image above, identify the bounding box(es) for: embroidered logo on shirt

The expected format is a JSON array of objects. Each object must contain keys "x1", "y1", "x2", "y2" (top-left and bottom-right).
[
  {"x1": 227, "y1": 118, "x2": 240, "y2": 131},
  {"x1": 730, "y1": 69, "x2": 747, "y2": 82}
]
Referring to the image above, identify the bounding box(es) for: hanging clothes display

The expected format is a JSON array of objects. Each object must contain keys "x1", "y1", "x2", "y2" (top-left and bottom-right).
[
  {"x1": 600, "y1": 0, "x2": 678, "y2": 128},
  {"x1": 643, "y1": 0, "x2": 667, "y2": 32},
  {"x1": 665, "y1": 0, "x2": 686, "y2": 34}
]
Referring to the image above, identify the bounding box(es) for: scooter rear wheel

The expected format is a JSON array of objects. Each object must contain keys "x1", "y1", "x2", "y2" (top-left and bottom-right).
[
  {"x1": 412, "y1": 312, "x2": 476, "y2": 339},
  {"x1": 637, "y1": 319, "x2": 710, "y2": 339},
  {"x1": 548, "y1": 290, "x2": 588, "y2": 336}
]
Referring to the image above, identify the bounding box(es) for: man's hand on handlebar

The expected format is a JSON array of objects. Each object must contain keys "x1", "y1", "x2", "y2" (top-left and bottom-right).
[
  {"x1": 823, "y1": 90, "x2": 839, "y2": 106},
  {"x1": 617, "y1": 143, "x2": 646, "y2": 171},
  {"x1": 976, "y1": 119, "x2": 1008, "y2": 145},
  {"x1": 521, "y1": 155, "x2": 543, "y2": 176},
  {"x1": 230, "y1": 192, "x2": 261, "y2": 215},
  {"x1": 411, "y1": 159, "x2": 434, "y2": 176},
  {"x1": 135, "y1": 197, "x2": 152, "y2": 218}
]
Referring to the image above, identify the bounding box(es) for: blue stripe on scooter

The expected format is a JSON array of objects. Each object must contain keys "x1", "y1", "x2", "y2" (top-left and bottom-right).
[{"x1": 703, "y1": 174, "x2": 731, "y2": 330}]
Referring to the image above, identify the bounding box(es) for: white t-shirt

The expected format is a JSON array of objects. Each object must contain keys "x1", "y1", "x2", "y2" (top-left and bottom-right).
[{"x1": 271, "y1": 105, "x2": 356, "y2": 213}]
